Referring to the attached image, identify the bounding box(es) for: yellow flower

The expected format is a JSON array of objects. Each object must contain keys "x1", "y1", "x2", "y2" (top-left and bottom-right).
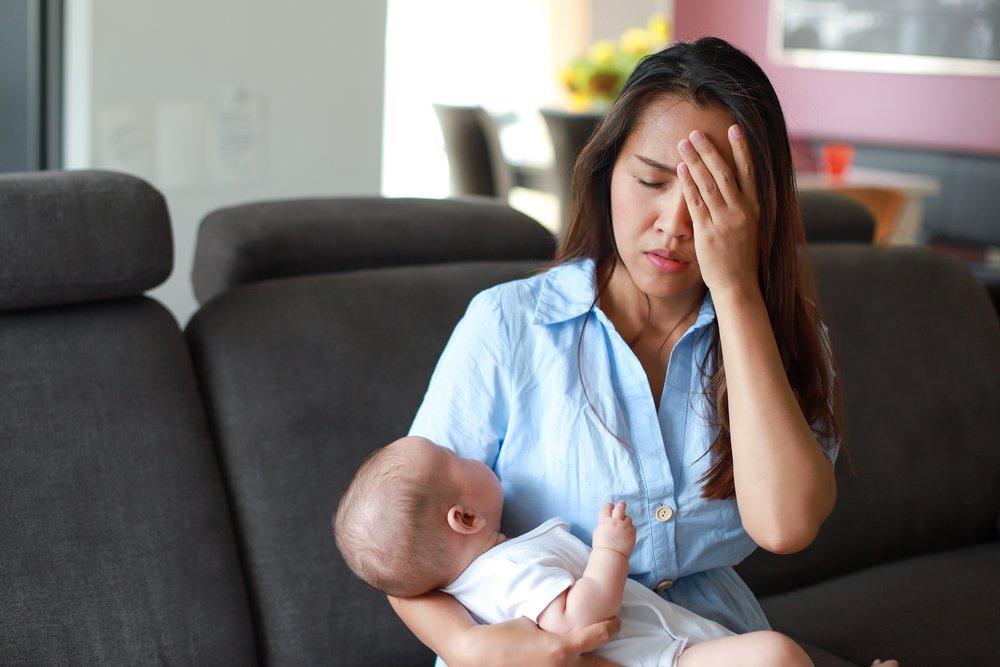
[
  {"x1": 587, "y1": 39, "x2": 617, "y2": 67},
  {"x1": 647, "y1": 13, "x2": 671, "y2": 44},
  {"x1": 567, "y1": 92, "x2": 592, "y2": 112},
  {"x1": 621, "y1": 28, "x2": 652, "y2": 57},
  {"x1": 587, "y1": 71, "x2": 622, "y2": 97},
  {"x1": 558, "y1": 66, "x2": 579, "y2": 91},
  {"x1": 560, "y1": 13, "x2": 674, "y2": 110}
]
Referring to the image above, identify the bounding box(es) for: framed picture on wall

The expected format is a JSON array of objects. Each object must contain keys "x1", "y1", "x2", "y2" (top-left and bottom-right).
[{"x1": 770, "y1": 0, "x2": 1000, "y2": 76}]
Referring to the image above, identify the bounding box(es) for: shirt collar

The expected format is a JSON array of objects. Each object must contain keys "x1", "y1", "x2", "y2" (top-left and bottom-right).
[
  {"x1": 533, "y1": 259, "x2": 600, "y2": 325},
  {"x1": 533, "y1": 258, "x2": 717, "y2": 330}
]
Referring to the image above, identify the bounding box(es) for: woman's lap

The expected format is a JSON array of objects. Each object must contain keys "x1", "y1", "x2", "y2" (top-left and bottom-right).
[{"x1": 656, "y1": 566, "x2": 770, "y2": 634}]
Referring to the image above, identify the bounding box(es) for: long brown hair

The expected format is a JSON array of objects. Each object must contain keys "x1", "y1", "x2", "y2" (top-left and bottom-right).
[{"x1": 556, "y1": 37, "x2": 844, "y2": 499}]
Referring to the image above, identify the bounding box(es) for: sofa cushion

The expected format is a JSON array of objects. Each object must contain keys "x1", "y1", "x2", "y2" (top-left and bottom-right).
[
  {"x1": 192, "y1": 196, "x2": 556, "y2": 304},
  {"x1": 186, "y1": 260, "x2": 544, "y2": 666},
  {"x1": 0, "y1": 298, "x2": 257, "y2": 665},
  {"x1": 0, "y1": 170, "x2": 172, "y2": 310},
  {"x1": 760, "y1": 543, "x2": 1000, "y2": 666},
  {"x1": 1, "y1": 168, "x2": 254, "y2": 664},
  {"x1": 738, "y1": 245, "x2": 1000, "y2": 595},
  {"x1": 798, "y1": 643, "x2": 861, "y2": 667}
]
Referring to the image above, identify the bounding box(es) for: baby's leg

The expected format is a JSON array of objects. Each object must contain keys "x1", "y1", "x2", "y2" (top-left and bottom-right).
[{"x1": 677, "y1": 631, "x2": 813, "y2": 667}]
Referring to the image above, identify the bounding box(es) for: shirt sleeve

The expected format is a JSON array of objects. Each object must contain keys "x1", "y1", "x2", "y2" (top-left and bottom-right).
[{"x1": 409, "y1": 288, "x2": 511, "y2": 466}]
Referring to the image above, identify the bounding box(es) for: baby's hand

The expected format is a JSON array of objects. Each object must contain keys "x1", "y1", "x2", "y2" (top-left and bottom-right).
[{"x1": 592, "y1": 501, "x2": 636, "y2": 558}]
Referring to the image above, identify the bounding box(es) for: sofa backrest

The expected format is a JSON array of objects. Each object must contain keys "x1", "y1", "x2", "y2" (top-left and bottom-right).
[
  {"x1": 0, "y1": 170, "x2": 258, "y2": 665},
  {"x1": 191, "y1": 195, "x2": 557, "y2": 304},
  {"x1": 737, "y1": 244, "x2": 1000, "y2": 595},
  {"x1": 187, "y1": 196, "x2": 556, "y2": 666},
  {"x1": 188, "y1": 262, "x2": 542, "y2": 666}
]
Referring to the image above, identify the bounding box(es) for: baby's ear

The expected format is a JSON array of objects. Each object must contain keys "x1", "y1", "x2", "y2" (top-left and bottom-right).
[{"x1": 446, "y1": 505, "x2": 486, "y2": 535}]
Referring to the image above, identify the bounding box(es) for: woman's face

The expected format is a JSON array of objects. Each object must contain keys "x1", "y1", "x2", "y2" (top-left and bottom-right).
[{"x1": 608, "y1": 95, "x2": 738, "y2": 303}]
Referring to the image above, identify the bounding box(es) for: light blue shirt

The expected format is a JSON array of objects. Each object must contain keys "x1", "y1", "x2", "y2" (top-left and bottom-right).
[{"x1": 411, "y1": 258, "x2": 837, "y2": 633}]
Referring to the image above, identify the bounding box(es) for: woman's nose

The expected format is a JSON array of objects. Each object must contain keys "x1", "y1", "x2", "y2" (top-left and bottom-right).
[{"x1": 653, "y1": 192, "x2": 693, "y2": 239}]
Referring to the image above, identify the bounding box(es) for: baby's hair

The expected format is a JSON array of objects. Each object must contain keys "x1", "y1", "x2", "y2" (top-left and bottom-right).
[{"x1": 333, "y1": 441, "x2": 457, "y2": 598}]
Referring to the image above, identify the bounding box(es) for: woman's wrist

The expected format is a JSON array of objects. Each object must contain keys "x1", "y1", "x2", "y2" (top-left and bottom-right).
[
  {"x1": 709, "y1": 279, "x2": 764, "y2": 309},
  {"x1": 452, "y1": 619, "x2": 547, "y2": 667}
]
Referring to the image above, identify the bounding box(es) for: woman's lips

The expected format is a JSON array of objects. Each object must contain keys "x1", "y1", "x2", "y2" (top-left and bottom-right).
[{"x1": 645, "y1": 250, "x2": 689, "y2": 273}]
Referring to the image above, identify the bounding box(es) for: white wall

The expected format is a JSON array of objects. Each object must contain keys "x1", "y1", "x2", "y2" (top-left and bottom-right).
[
  {"x1": 590, "y1": 0, "x2": 672, "y2": 42},
  {"x1": 381, "y1": 0, "x2": 557, "y2": 204},
  {"x1": 65, "y1": 0, "x2": 387, "y2": 324},
  {"x1": 380, "y1": 0, "x2": 671, "y2": 231}
]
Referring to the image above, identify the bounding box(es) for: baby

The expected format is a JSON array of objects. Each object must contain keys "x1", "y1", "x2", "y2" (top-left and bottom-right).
[{"x1": 333, "y1": 436, "x2": 817, "y2": 666}]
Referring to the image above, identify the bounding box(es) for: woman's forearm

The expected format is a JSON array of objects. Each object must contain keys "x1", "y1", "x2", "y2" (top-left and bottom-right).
[
  {"x1": 388, "y1": 591, "x2": 476, "y2": 664},
  {"x1": 711, "y1": 284, "x2": 837, "y2": 553},
  {"x1": 390, "y1": 591, "x2": 623, "y2": 667}
]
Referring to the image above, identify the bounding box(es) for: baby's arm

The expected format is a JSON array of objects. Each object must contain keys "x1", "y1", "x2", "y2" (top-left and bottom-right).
[{"x1": 536, "y1": 501, "x2": 635, "y2": 634}]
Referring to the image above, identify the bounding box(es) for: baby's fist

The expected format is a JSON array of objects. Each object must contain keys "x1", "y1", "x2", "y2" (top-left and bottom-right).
[{"x1": 592, "y1": 500, "x2": 636, "y2": 558}]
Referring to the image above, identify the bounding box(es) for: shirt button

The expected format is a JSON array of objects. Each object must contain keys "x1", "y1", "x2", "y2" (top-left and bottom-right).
[
  {"x1": 655, "y1": 505, "x2": 674, "y2": 522},
  {"x1": 655, "y1": 579, "x2": 674, "y2": 591}
]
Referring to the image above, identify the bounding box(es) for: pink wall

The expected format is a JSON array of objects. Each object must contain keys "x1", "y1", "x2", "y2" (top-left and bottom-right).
[{"x1": 675, "y1": 0, "x2": 1000, "y2": 155}]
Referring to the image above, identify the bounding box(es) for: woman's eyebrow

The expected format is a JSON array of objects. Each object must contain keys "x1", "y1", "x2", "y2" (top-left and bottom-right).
[{"x1": 635, "y1": 154, "x2": 676, "y2": 173}]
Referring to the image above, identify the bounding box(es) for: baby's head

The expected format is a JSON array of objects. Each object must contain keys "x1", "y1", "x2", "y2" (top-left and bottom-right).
[{"x1": 333, "y1": 436, "x2": 504, "y2": 598}]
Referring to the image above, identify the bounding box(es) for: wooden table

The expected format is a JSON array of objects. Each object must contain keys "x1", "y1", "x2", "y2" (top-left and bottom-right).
[{"x1": 796, "y1": 167, "x2": 942, "y2": 244}]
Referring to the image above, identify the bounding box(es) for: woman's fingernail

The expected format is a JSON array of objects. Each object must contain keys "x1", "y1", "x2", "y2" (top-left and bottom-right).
[
  {"x1": 730, "y1": 124, "x2": 742, "y2": 140},
  {"x1": 690, "y1": 130, "x2": 705, "y2": 145},
  {"x1": 679, "y1": 139, "x2": 694, "y2": 155}
]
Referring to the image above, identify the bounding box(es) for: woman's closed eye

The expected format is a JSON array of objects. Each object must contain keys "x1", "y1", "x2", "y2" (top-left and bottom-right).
[
  {"x1": 636, "y1": 176, "x2": 669, "y2": 190},
  {"x1": 633, "y1": 154, "x2": 676, "y2": 191}
]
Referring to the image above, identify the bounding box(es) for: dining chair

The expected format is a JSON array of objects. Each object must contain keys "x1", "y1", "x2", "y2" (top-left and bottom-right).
[
  {"x1": 433, "y1": 103, "x2": 503, "y2": 198},
  {"x1": 540, "y1": 108, "x2": 603, "y2": 231}
]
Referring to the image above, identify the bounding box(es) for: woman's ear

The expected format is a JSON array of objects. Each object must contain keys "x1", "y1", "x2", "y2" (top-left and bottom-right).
[{"x1": 446, "y1": 505, "x2": 486, "y2": 535}]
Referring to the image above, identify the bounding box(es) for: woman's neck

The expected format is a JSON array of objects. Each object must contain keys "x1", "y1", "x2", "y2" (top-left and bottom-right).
[
  {"x1": 598, "y1": 260, "x2": 706, "y2": 344},
  {"x1": 597, "y1": 259, "x2": 706, "y2": 408}
]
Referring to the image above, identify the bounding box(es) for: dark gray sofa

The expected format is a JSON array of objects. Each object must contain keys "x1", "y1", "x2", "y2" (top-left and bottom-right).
[{"x1": 2, "y1": 169, "x2": 998, "y2": 667}]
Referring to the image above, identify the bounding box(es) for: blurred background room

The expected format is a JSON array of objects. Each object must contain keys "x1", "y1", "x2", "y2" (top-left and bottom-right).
[{"x1": 2, "y1": 0, "x2": 998, "y2": 324}]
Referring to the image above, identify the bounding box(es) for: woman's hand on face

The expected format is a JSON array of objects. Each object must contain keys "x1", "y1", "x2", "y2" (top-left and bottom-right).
[
  {"x1": 452, "y1": 616, "x2": 623, "y2": 667},
  {"x1": 676, "y1": 124, "x2": 760, "y2": 296}
]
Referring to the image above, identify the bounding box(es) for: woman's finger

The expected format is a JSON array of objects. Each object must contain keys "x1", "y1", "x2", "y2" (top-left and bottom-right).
[
  {"x1": 686, "y1": 130, "x2": 742, "y2": 207},
  {"x1": 677, "y1": 161, "x2": 711, "y2": 234},
  {"x1": 564, "y1": 617, "x2": 622, "y2": 659},
  {"x1": 677, "y1": 137, "x2": 726, "y2": 221},
  {"x1": 728, "y1": 124, "x2": 757, "y2": 206}
]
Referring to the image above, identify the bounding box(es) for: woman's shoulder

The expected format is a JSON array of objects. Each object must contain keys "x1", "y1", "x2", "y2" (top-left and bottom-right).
[
  {"x1": 470, "y1": 258, "x2": 595, "y2": 322},
  {"x1": 475, "y1": 265, "x2": 549, "y2": 303}
]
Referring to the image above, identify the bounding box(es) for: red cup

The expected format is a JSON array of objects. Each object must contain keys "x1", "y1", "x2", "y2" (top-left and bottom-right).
[{"x1": 821, "y1": 143, "x2": 854, "y2": 181}]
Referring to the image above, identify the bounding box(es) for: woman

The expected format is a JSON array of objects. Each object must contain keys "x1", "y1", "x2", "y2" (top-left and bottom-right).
[{"x1": 393, "y1": 37, "x2": 843, "y2": 666}]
